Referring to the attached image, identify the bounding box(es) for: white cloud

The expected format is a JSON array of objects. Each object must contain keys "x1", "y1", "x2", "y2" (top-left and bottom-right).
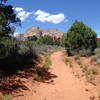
[
  {"x1": 34, "y1": 10, "x2": 66, "y2": 24},
  {"x1": 14, "y1": 8, "x2": 23, "y2": 12},
  {"x1": 14, "y1": 8, "x2": 66, "y2": 24},
  {"x1": 14, "y1": 7, "x2": 33, "y2": 21},
  {"x1": 14, "y1": 32, "x2": 19, "y2": 37}
]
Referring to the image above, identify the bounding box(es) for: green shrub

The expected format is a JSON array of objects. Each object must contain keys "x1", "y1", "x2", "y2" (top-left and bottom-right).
[
  {"x1": 95, "y1": 48, "x2": 100, "y2": 54},
  {"x1": 35, "y1": 45, "x2": 62, "y2": 54},
  {"x1": 60, "y1": 34, "x2": 67, "y2": 47},
  {"x1": 74, "y1": 55, "x2": 80, "y2": 61},
  {"x1": 91, "y1": 48, "x2": 100, "y2": 65},
  {"x1": 77, "y1": 60, "x2": 82, "y2": 66},
  {"x1": 0, "y1": 38, "x2": 38, "y2": 74},
  {"x1": 27, "y1": 36, "x2": 38, "y2": 41},
  {"x1": 0, "y1": 37, "x2": 19, "y2": 59},
  {"x1": 79, "y1": 49, "x2": 92, "y2": 57},
  {"x1": 91, "y1": 56, "x2": 97, "y2": 62},
  {"x1": 53, "y1": 39, "x2": 61, "y2": 46},
  {"x1": 36, "y1": 35, "x2": 54, "y2": 45},
  {"x1": 43, "y1": 53, "x2": 51, "y2": 70},
  {"x1": 97, "y1": 39, "x2": 100, "y2": 48},
  {"x1": 0, "y1": 1, "x2": 20, "y2": 38},
  {"x1": 64, "y1": 20, "x2": 97, "y2": 56},
  {"x1": 0, "y1": 38, "x2": 38, "y2": 64}
]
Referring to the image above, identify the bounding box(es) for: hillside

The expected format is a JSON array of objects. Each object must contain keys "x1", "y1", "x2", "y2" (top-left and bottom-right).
[{"x1": 15, "y1": 27, "x2": 64, "y2": 40}]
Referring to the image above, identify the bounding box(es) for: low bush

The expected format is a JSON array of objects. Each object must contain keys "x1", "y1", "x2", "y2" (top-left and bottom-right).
[
  {"x1": 65, "y1": 58, "x2": 73, "y2": 67},
  {"x1": 74, "y1": 55, "x2": 80, "y2": 61},
  {"x1": 43, "y1": 54, "x2": 51, "y2": 70},
  {"x1": 79, "y1": 49, "x2": 93, "y2": 57},
  {"x1": 65, "y1": 58, "x2": 72, "y2": 65},
  {"x1": 0, "y1": 38, "x2": 38, "y2": 74},
  {"x1": 0, "y1": 37, "x2": 62, "y2": 75},
  {"x1": 91, "y1": 48, "x2": 100, "y2": 65},
  {"x1": 97, "y1": 39, "x2": 100, "y2": 48},
  {"x1": 77, "y1": 60, "x2": 82, "y2": 66},
  {"x1": 35, "y1": 45, "x2": 62, "y2": 54}
]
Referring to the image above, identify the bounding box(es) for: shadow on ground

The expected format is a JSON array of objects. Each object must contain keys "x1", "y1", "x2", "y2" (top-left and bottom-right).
[
  {"x1": 0, "y1": 64, "x2": 57, "y2": 95},
  {"x1": 34, "y1": 67, "x2": 58, "y2": 84}
]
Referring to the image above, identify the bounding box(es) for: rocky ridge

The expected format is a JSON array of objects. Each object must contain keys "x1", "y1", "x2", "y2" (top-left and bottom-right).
[{"x1": 16, "y1": 27, "x2": 64, "y2": 40}]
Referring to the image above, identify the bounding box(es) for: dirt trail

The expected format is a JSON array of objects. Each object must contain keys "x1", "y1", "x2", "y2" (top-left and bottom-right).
[{"x1": 13, "y1": 51, "x2": 97, "y2": 100}]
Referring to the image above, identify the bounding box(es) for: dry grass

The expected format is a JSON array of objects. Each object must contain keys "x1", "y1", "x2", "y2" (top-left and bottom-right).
[
  {"x1": 65, "y1": 58, "x2": 73, "y2": 67},
  {"x1": 0, "y1": 94, "x2": 12, "y2": 100}
]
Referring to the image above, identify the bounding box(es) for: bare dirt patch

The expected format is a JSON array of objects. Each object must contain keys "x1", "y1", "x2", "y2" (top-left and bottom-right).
[{"x1": 11, "y1": 51, "x2": 99, "y2": 100}]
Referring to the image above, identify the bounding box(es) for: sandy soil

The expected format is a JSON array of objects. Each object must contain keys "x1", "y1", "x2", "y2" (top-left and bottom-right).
[{"x1": 13, "y1": 51, "x2": 98, "y2": 100}]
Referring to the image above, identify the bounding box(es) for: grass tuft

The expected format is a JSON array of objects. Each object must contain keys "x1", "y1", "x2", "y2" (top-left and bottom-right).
[
  {"x1": 65, "y1": 58, "x2": 72, "y2": 64},
  {"x1": 0, "y1": 94, "x2": 12, "y2": 100},
  {"x1": 43, "y1": 53, "x2": 52, "y2": 70}
]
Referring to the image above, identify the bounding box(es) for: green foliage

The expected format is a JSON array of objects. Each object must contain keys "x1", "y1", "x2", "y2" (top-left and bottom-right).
[
  {"x1": 64, "y1": 20, "x2": 97, "y2": 56},
  {"x1": 74, "y1": 55, "x2": 80, "y2": 61},
  {"x1": 36, "y1": 35, "x2": 54, "y2": 45},
  {"x1": 43, "y1": 53, "x2": 51, "y2": 70},
  {"x1": 27, "y1": 36, "x2": 37, "y2": 41},
  {"x1": 78, "y1": 49, "x2": 92, "y2": 57},
  {"x1": 82, "y1": 65, "x2": 98, "y2": 82},
  {"x1": 97, "y1": 39, "x2": 100, "y2": 48},
  {"x1": 26, "y1": 35, "x2": 62, "y2": 46},
  {"x1": 77, "y1": 60, "x2": 82, "y2": 66},
  {"x1": 74, "y1": 56, "x2": 83, "y2": 67},
  {"x1": 0, "y1": 0, "x2": 20, "y2": 37},
  {"x1": 60, "y1": 34, "x2": 67, "y2": 47},
  {"x1": 91, "y1": 48, "x2": 100, "y2": 65},
  {"x1": 53, "y1": 39, "x2": 61, "y2": 46},
  {"x1": 35, "y1": 45, "x2": 62, "y2": 54},
  {"x1": 0, "y1": 38, "x2": 38, "y2": 73},
  {"x1": 0, "y1": 37, "x2": 20, "y2": 59},
  {"x1": 64, "y1": 58, "x2": 73, "y2": 67},
  {"x1": 65, "y1": 58, "x2": 72, "y2": 64}
]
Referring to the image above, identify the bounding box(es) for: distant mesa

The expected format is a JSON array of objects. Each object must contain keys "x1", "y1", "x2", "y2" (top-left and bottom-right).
[{"x1": 15, "y1": 27, "x2": 64, "y2": 40}]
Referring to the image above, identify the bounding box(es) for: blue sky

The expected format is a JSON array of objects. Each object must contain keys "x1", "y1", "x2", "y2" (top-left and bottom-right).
[{"x1": 7, "y1": 0, "x2": 100, "y2": 37}]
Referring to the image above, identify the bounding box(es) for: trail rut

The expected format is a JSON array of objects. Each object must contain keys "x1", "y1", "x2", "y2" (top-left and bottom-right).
[{"x1": 13, "y1": 51, "x2": 97, "y2": 100}]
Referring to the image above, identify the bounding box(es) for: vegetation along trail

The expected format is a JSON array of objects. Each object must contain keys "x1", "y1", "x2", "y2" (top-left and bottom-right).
[{"x1": 13, "y1": 51, "x2": 97, "y2": 100}]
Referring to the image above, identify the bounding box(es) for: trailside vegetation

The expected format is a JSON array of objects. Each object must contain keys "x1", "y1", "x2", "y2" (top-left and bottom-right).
[{"x1": 63, "y1": 20, "x2": 97, "y2": 56}]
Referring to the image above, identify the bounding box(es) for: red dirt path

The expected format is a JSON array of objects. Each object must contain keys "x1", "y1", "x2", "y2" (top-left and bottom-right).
[{"x1": 13, "y1": 51, "x2": 98, "y2": 100}]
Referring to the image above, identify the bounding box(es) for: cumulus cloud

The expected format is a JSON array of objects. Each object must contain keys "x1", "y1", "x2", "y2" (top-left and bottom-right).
[
  {"x1": 34, "y1": 10, "x2": 66, "y2": 24},
  {"x1": 14, "y1": 8, "x2": 23, "y2": 12},
  {"x1": 14, "y1": 7, "x2": 33, "y2": 21},
  {"x1": 14, "y1": 8, "x2": 66, "y2": 24}
]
